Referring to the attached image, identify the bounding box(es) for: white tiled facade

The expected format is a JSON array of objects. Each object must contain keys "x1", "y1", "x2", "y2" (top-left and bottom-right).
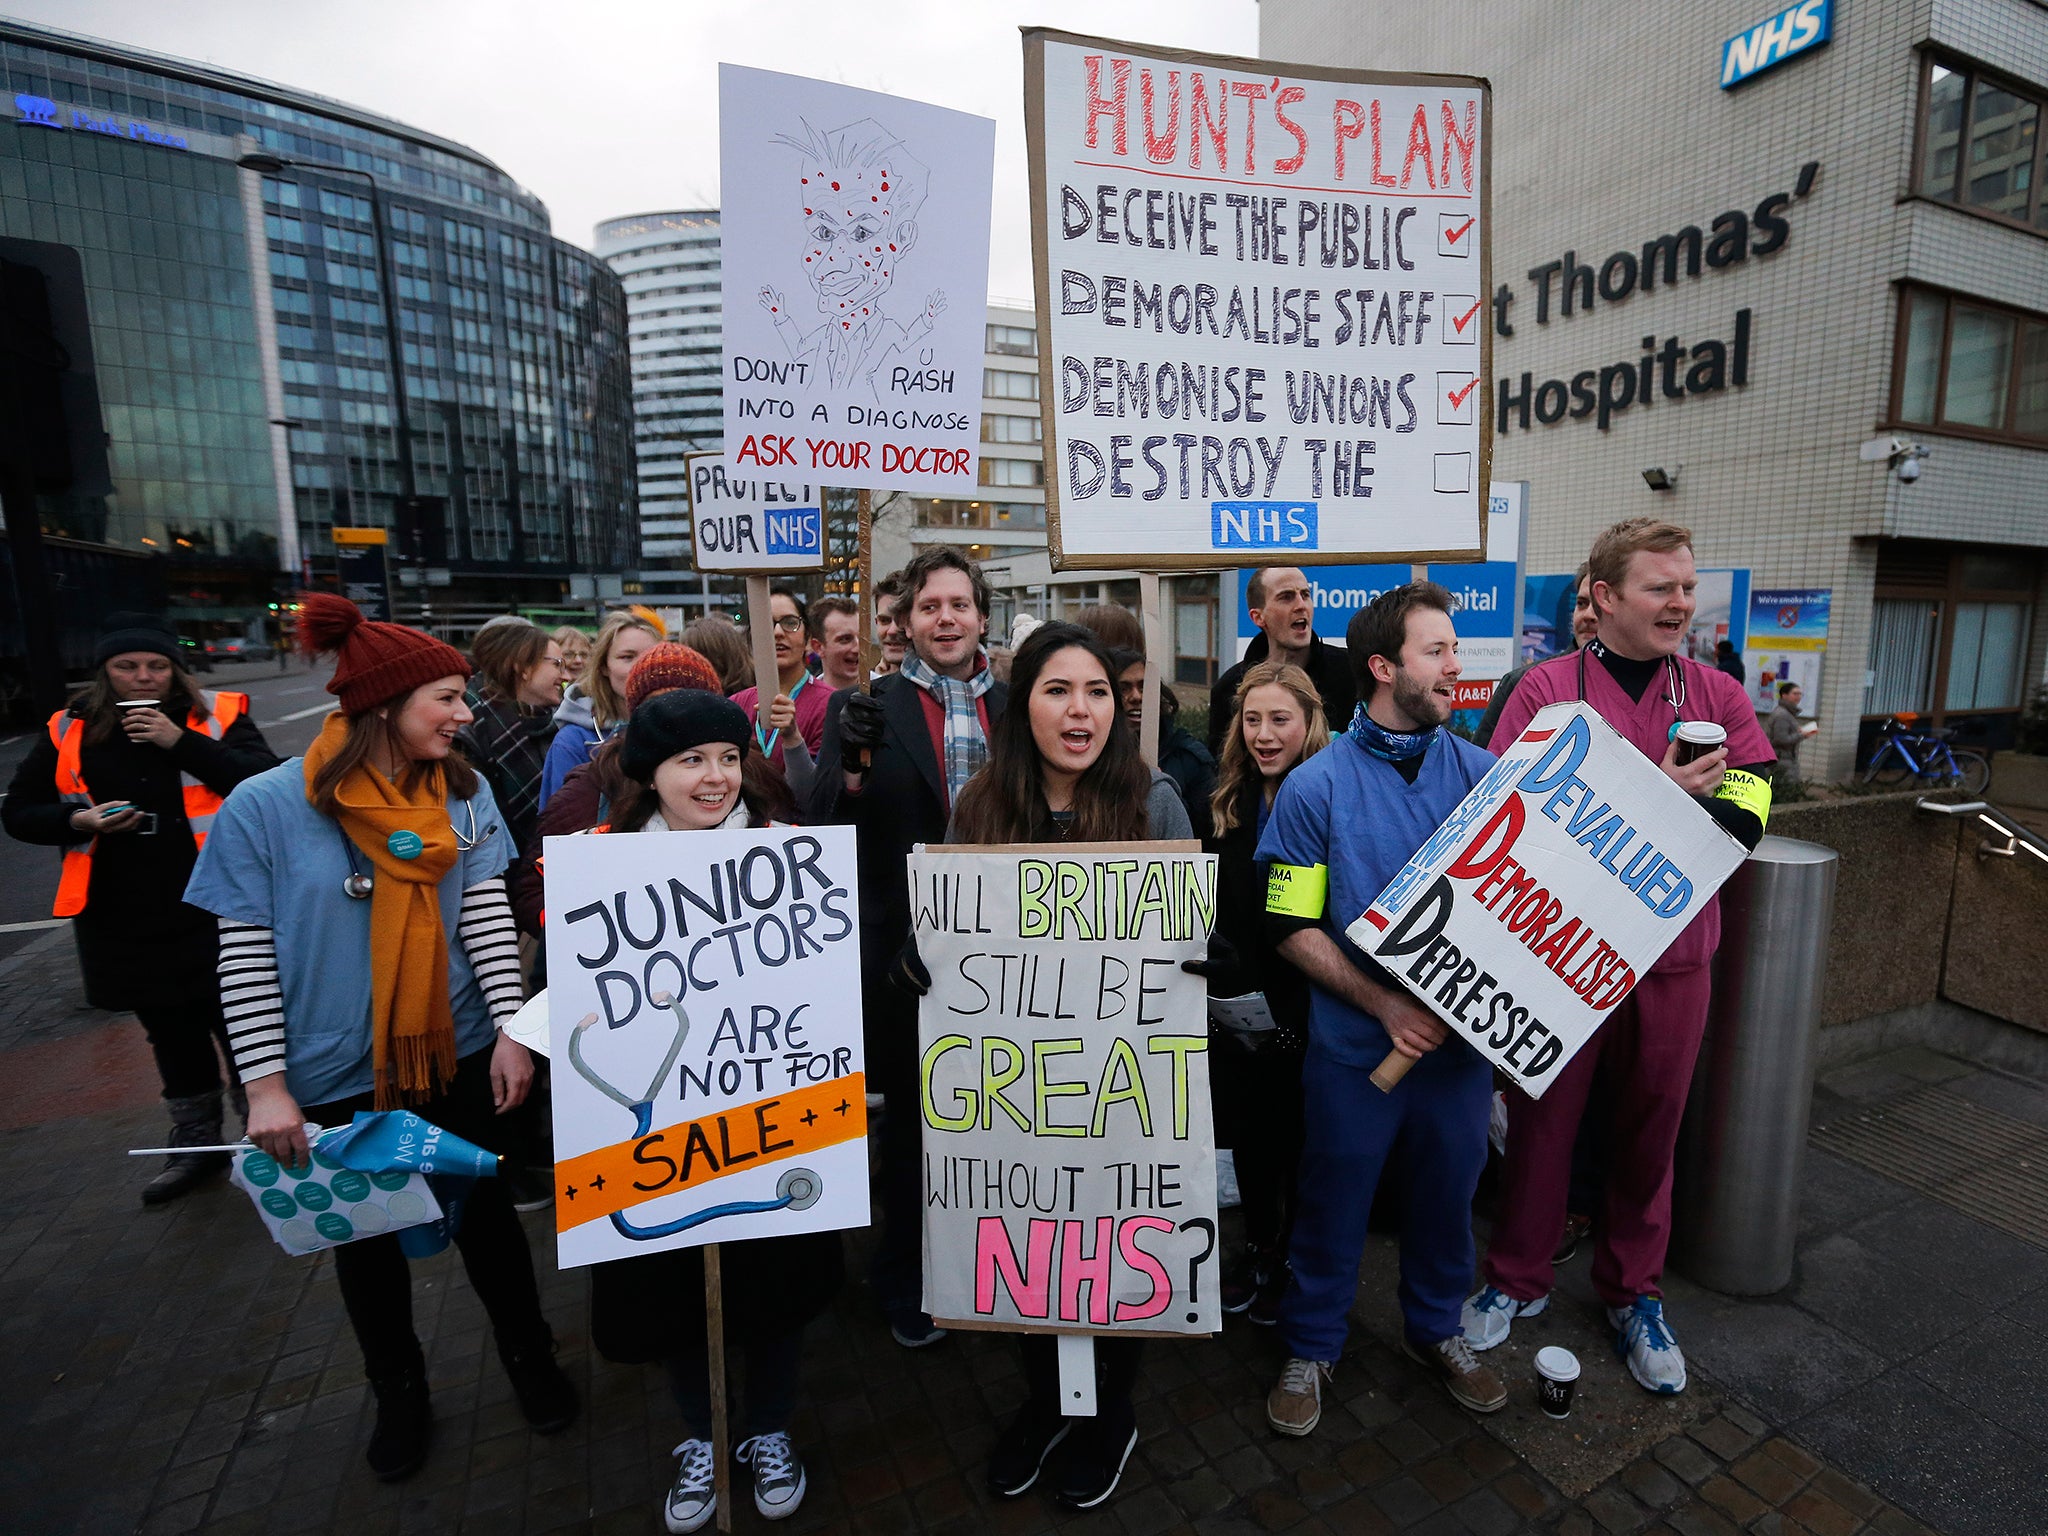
[{"x1": 1261, "y1": 0, "x2": 2048, "y2": 780}]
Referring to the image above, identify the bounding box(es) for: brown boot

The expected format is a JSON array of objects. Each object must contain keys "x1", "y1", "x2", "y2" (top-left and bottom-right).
[{"x1": 1404, "y1": 1333, "x2": 1507, "y2": 1414}]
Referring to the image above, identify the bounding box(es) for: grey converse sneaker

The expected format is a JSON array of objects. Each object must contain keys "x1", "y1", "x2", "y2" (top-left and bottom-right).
[
  {"x1": 664, "y1": 1439, "x2": 715, "y2": 1534},
  {"x1": 737, "y1": 1431, "x2": 807, "y2": 1521}
]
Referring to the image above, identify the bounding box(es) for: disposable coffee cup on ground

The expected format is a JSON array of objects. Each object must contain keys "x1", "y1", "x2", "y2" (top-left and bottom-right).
[
  {"x1": 1535, "y1": 1346, "x2": 1580, "y2": 1418},
  {"x1": 1673, "y1": 720, "x2": 1727, "y2": 766}
]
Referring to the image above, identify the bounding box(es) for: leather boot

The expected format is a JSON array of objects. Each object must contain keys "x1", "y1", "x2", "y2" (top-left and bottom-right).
[
  {"x1": 366, "y1": 1367, "x2": 433, "y2": 1480},
  {"x1": 498, "y1": 1331, "x2": 577, "y2": 1433},
  {"x1": 141, "y1": 1091, "x2": 229, "y2": 1206}
]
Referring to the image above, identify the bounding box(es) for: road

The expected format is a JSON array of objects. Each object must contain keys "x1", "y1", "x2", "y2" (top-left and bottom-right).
[{"x1": 0, "y1": 656, "x2": 339, "y2": 962}]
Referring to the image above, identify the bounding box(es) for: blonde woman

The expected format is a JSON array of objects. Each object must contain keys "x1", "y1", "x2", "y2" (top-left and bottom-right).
[
  {"x1": 551, "y1": 626, "x2": 592, "y2": 686},
  {"x1": 539, "y1": 611, "x2": 660, "y2": 810}
]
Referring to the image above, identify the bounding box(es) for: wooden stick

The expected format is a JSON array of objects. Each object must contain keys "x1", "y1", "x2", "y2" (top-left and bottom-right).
[
  {"x1": 745, "y1": 573, "x2": 780, "y2": 748},
  {"x1": 856, "y1": 488, "x2": 877, "y2": 691},
  {"x1": 1369, "y1": 1048, "x2": 1418, "y2": 1093},
  {"x1": 1138, "y1": 571, "x2": 1165, "y2": 772},
  {"x1": 705, "y1": 1242, "x2": 733, "y2": 1533}
]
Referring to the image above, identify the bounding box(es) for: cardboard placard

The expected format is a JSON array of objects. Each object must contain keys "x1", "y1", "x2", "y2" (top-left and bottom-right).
[
  {"x1": 1347, "y1": 703, "x2": 1747, "y2": 1096},
  {"x1": 912, "y1": 842, "x2": 1222, "y2": 1336},
  {"x1": 719, "y1": 64, "x2": 996, "y2": 494},
  {"x1": 543, "y1": 824, "x2": 869, "y2": 1267},
  {"x1": 685, "y1": 451, "x2": 824, "y2": 574},
  {"x1": 1024, "y1": 29, "x2": 1491, "y2": 570}
]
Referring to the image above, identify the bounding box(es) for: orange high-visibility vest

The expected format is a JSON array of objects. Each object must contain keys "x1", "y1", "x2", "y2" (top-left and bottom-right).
[{"x1": 48, "y1": 690, "x2": 249, "y2": 917}]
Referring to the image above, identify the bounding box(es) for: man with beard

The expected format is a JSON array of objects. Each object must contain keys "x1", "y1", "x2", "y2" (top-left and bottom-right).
[
  {"x1": 1209, "y1": 567, "x2": 1356, "y2": 756},
  {"x1": 1256, "y1": 583, "x2": 1507, "y2": 1435}
]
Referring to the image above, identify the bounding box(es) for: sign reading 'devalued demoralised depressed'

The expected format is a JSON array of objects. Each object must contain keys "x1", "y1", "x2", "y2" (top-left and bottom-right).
[
  {"x1": 912, "y1": 843, "x2": 1222, "y2": 1336},
  {"x1": 684, "y1": 451, "x2": 824, "y2": 574},
  {"x1": 1025, "y1": 30, "x2": 1491, "y2": 570},
  {"x1": 1346, "y1": 704, "x2": 1747, "y2": 1096}
]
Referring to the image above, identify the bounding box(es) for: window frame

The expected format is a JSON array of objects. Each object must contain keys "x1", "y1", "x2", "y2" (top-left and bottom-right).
[
  {"x1": 1910, "y1": 49, "x2": 2048, "y2": 235},
  {"x1": 1864, "y1": 543, "x2": 2039, "y2": 729},
  {"x1": 1887, "y1": 282, "x2": 2048, "y2": 448}
]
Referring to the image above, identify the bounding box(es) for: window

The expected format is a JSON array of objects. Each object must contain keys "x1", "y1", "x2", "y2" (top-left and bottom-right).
[
  {"x1": 1891, "y1": 286, "x2": 2048, "y2": 445},
  {"x1": 983, "y1": 413, "x2": 1042, "y2": 445},
  {"x1": 1945, "y1": 602, "x2": 2028, "y2": 710},
  {"x1": 1175, "y1": 584, "x2": 1218, "y2": 686},
  {"x1": 986, "y1": 323, "x2": 1036, "y2": 356},
  {"x1": 979, "y1": 457, "x2": 1045, "y2": 488},
  {"x1": 1914, "y1": 56, "x2": 2048, "y2": 229},
  {"x1": 1865, "y1": 599, "x2": 1940, "y2": 715},
  {"x1": 1864, "y1": 541, "x2": 2039, "y2": 746},
  {"x1": 984, "y1": 368, "x2": 1039, "y2": 401}
]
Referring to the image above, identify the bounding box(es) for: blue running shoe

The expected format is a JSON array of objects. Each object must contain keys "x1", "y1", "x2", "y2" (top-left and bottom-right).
[
  {"x1": 1461, "y1": 1285, "x2": 1548, "y2": 1351},
  {"x1": 1607, "y1": 1295, "x2": 1687, "y2": 1394}
]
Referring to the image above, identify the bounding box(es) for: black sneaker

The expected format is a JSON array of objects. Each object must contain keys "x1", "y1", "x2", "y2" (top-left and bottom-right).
[
  {"x1": 498, "y1": 1336, "x2": 577, "y2": 1433},
  {"x1": 1219, "y1": 1246, "x2": 1265, "y2": 1315},
  {"x1": 1246, "y1": 1262, "x2": 1288, "y2": 1327},
  {"x1": 1054, "y1": 1408, "x2": 1138, "y2": 1510},
  {"x1": 986, "y1": 1404, "x2": 1070, "y2": 1498},
  {"x1": 366, "y1": 1369, "x2": 433, "y2": 1481}
]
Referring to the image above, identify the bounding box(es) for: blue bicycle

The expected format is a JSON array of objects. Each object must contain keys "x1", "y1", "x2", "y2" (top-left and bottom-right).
[{"x1": 1863, "y1": 714, "x2": 1992, "y2": 795}]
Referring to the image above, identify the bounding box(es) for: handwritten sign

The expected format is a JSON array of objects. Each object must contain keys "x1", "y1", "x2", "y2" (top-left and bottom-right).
[
  {"x1": 912, "y1": 843, "x2": 1221, "y2": 1335},
  {"x1": 543, "y1": 824, "x2": 868, "y2": 1267},
  {"x1": 719, "y1": 64, "x2": 996, "y2": 494},
  {"x1": 684, "y1": 451, "x2": 824, "y2": 574},
  {"x1": 1347, "y1": 703, "x2": 1747, "y2": 1096},
  {"x1": 1024, "y1": 29, "x2": 1491, "y2": 570}
]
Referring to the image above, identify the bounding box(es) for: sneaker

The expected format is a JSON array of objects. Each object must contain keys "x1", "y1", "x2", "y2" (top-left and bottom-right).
[
  {"x1": 1607, "y1": 1295, "x2": 1687, "y2": 1394},
  {"x1": 736, "y1": 1430, "x2": 807, "y2": 1521},
  {"x1": 664, "y1": 1439, "x2": 716, "y2": 1533},
  {"x1": 1266, "y1": 1356, "x2": 1333, "y2": 1437},
  {"x1": 1220, "y1": 1258, "x2": 1262, "y2": 1315},
  {"x1": 365, "y1": 1368, "x2": 432, "y2": 1482},
  {"x1": 497, "y1": 1336, "x2": 577, "y2": 1433},
  {"x1": 888, "y1": 1312, "x2": 949, "y2": 1349},
  {"x1": 1461, "y1": 1285, "x2": 1549, "y2": 1351},
  {"x1": 1402, "y1": 1334, "x2": 1507, "y2": 1414},
  {"x1": 987, "y1": 1404, "x2": 1070, "y2": 1497},
  {"x1": 1553, "y1": 1211, "x2": 1593, "y2": 1265},
  {"x1": 1246, "y1": 1263, "x2": 1288, "y2": 1328},
  {"x1": 1054, "y1": 1408, "x2": 1138, "y2": 1510},
  {"x1": 508, "y1": 1164, "x2": 556, "y2": 1212}
]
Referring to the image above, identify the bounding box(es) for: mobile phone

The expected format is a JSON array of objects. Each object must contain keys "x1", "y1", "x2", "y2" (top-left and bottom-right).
[{"x1": 98, "y1": 802, "x2": 135, "y2": 816}]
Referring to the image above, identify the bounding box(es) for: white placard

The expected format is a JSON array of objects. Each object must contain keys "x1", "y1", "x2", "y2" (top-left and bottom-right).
[
  {"x1": 685, "y1": 452, "x2": 824, "y2": 574},
  {"x1": 1346, "y1": 703, "x2": 1747, "y2": 1096},
  {"x1": 912, "y1": 843, "x2": 1221, "y2": 1336},
  {"x1": 1025, "y1": 30, "x2": 1491, "y2": 570},
  {"x1": 719, "y1": 64, "x2": 996, "y2": 494},
  {"x1": 543, "y1": 825, "x2": 868, "y2": 1267}
]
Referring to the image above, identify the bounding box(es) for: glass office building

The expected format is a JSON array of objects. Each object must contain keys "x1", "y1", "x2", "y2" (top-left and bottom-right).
[{"x1": 0, "y1": 18, "x2": 636, "y2": 638}]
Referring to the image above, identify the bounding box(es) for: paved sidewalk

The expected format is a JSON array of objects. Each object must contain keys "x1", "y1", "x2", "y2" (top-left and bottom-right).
[{"x1": 2, "y1": 932, "x2": 2037, "y2": 1535}]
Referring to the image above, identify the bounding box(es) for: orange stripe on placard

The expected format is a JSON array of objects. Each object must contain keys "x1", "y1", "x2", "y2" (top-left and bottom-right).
[{"x1": 554, "y1": 1074, "x2": 866, "y2": 1233}]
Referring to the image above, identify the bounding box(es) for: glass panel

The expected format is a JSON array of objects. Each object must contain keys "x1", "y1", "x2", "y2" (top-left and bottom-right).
[
  {"x1": 1962, "y1": 83, "x2": 2038, "y2": 218},
  {"x1": 1945, "y1": 602, "x2": 1986, "y2": 709},
  {"x1": 1897, "y1": 290, "x2": 1946, "y2": 423},
  {"x1": 2017, "y1": 323, "x2": 2048, "y2": 438},
  {"x1": 1942, "y1": 306, "x2": 2014, "y2": 427},
  {"x1": 1920, "y1": 64, "x2": 1967, "y2": 197},
  {"x1": 1948, "y1": 601, "x2": 2028, "y2": 710},
  {"x1": 1865, "y1": 598, "x2": 1940, "y2": 715}
]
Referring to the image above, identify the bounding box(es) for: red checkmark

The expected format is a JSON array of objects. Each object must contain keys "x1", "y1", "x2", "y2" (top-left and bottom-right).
[
  {"x1": 1447, "y1": 379, "x2": 1478, "y2": 410},
  {"x1": 1445, "y1": 217, "x2": 1475, "y2": 245},
  {"x1": 1452, "y1": 300, "x2": 1482, "y2": 333}
]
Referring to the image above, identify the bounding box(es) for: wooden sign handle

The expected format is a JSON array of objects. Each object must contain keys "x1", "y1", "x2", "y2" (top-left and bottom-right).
[
  {"x1": 1369, "y1": 1047, "x2": 1417, "y2": 1093},
  {"x1": 855, "y1": 488, "x2": 876, "y2": 693},
  {"x1": 705, "y1": 1241, "x2": 732, "y2": 1532},
  {"x1": 745, "y1": 573, "x2": 780, "y2": 744},
  {"x1": 1138, "y1": 572, "x2": 1165, "y2": 772}
]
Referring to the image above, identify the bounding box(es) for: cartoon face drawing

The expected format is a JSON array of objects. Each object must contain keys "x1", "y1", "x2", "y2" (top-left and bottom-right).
[{"x1": 786, "y1": 118, "x2": 928, "y2": 324}]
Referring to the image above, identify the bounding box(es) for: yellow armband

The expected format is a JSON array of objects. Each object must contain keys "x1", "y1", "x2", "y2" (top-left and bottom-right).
[
  {"x1": 1715, "y1": 768, "x2": 1772, "y2": 822},
  {"x1": 1266, "y1": 862, "x2": 1328, "y2": 919}
]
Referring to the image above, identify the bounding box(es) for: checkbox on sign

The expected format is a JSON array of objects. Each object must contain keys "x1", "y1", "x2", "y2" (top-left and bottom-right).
[
  {"x1": 1438, "y1": 372, "x2": 1477, "y2": 426},
  {"x1": 1438, "y1": 212, "x2": 1476, "y2": 256},
  {"x1": 1442, "y1": 295, "x2": 1480, "y2": 344},
  {"x1": 1433, "y1": 452, "x2": 1472, "y2": 494}
]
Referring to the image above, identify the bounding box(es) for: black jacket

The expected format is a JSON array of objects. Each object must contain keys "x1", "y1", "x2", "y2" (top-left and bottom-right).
[
  {"x1": 1207, "y1": 631, "x2": 1356, "y2": 757},
  {"x1": 3, "y1": 696, "x2": 280, "y2": 1009},
  {"x1": 1157, "y1": 723, "x2": 1217, "y2": 844},
  {"x1": 809, "y1": 670, "x2": 1010, "y2": 968},
  {"x1": 1204, "y1": 777, "x2": 1309, "y2": 1051}
]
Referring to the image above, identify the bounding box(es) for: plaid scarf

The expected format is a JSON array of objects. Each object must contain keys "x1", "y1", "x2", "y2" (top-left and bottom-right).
[{"x1": 899, "y1": 651, "x2": 994, "y2": 803}]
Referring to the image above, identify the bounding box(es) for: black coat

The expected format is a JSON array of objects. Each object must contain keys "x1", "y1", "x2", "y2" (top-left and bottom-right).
[
  {"x1": 1204, "y1": 777, "x2": 1309, "y2": 1052},
  {"x1": 2, "y1": 696, "x2": 280, "y2": 1010},
  {"x1": 1207, "y1": 631, "x2": 1356, "y2": 757},
  {"x1": 589, "y1": 1228, "x2": 844, "y2": 1363},
  {"x1": 1157, "y1": 723, "x2": 1217, "y2": 844}
]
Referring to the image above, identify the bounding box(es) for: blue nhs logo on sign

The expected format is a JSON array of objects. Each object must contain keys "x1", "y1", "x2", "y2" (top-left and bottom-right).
[
  {"x1": 1720, "y1": 0, "x2": 1830, "y2": 89},
  {"x1": 1212, "y1": 502, "x2": 1318, "y2": 551},
  {"x1": 764, "y1": 507, "x2": 821, "y2": 557}
]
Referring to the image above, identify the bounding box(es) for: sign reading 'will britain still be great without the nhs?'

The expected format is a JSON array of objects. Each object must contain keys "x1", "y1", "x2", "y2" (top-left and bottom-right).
[
  {"x1": 1024, "y1": 31, "x2": 1492, "y2": 571},
  {"x1": 1345, "y1": 703, "x2": 1748, "y2": 1097}
]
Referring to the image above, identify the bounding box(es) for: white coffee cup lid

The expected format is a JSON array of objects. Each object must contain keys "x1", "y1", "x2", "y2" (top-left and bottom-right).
[{"x1": 1535, "y1": 1345, "x2": 1580, "y2": 1381}]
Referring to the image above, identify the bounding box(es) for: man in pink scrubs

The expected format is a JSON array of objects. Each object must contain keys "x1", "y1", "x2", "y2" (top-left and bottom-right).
[{"x1": 1462, "y1": 518, "x2": 1774, "y2": 1394}]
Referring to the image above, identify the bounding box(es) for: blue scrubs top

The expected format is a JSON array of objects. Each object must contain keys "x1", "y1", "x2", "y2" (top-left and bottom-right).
[
  {"x1": 184, "y1": 759, "x2": 511, "y2": 1105},
  {"x1": 1255, "y1": 731, "x2": 1495, "y2": 1068}
]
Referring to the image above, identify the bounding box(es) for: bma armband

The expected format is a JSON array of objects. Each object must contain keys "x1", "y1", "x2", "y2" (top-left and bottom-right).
[
  {"x1": 1715, "y1": 768, "x2": 1772, "y2": 822},
  {"x1": 1266, "y1": 862, "x2": 1328, "y2": 919}
]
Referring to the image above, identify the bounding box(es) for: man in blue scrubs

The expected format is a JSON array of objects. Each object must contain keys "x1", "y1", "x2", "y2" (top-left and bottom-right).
[{"x1": 1257, "y1": 582, "x2": 1508, "y2": 1434}]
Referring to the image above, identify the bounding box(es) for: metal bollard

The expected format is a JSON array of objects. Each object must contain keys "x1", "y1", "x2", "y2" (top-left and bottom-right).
[{"x1": 1671, "y1": 835, "x2": 1838, "y2": 1296}]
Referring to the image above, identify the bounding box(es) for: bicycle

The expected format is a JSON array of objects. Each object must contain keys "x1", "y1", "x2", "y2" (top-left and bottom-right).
[{"x1": 1862, "y1": 714, "x2": 1992, "y2": 795}]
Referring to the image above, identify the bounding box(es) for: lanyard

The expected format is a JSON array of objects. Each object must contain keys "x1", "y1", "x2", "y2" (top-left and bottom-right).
[{"x1": 755, "y1": 670, "x2": 812, "y2": 756}]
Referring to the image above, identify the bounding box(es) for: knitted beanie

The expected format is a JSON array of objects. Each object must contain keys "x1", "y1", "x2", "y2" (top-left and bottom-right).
[
  {"x1": 94, "y1": 612, "x2": 181, "y2": 667},
  {"x1": 620, "y1": 689, "x2": 752, "y2": 783},
  {"x1": 625, "y1": 643, "x2": 722, "y2": 713},
  {"x1": 296, "y1": 592, "x2": 470, "y2": 715}
]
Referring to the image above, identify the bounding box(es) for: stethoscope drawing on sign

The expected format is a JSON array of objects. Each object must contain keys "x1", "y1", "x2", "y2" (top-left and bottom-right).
[{"x1": 565, "y1": 991, "x2": 822, "y2": 1240}]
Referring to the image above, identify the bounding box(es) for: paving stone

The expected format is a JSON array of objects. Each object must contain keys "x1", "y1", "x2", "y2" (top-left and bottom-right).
[
  {"x1": 1698, "y1": 1474, "x2": 1769, "y2": 1526},
  {"x1": 1448, "y1": 1485, "x2": 1521, "y2": 1536},
  {"x1": 1805, "y1": 1465, "x2": 1884, "y2": 1520},
  {"x1": 1413, "y1": 1451, "x2": 1478, "y2": 1505},
  {"x1": 1760, "y1": 1438, "x2": 1822, "y2": 1480},
  {"x1": 1370, "y1": 1472, "x2": 1439, "y2": 1527},
  {"x1": 1336, "y1": 1437, "x2": 1399, "y2": 1487},
  {"x1": 1375, "y1": 1417, "x2": 1441, "y2": 1465},
  {"x1": 1621, "y1": 1459, "x2": 1686, "y2": 1511},
  {"x1": 1730, "y1": 1448, "x2": 1807, "y2": 1504},
  {"x1": 1651, "y1": 1435, "x2": 1721, "y2": 1487},
  {"x1": 1491, "y1": 1469, "x2": 1557, "y2": 1522},
  {"x1": 1687, "y1": 1416, "x2": 1758, "y2": 1463},
  {"x1": 1317, "y1": 1492, "x2": 1397, "y2": 1534},
  {"x1": 1783, "y1": 1489, "x2": 1862, "y2": 1536},
  {"x1": 1584, "y1": 1482, "x2": 1650, "y2": 1535},
  {"x1": 1664, "y1": 1503, "x2": 1743, "y2": 1536}
]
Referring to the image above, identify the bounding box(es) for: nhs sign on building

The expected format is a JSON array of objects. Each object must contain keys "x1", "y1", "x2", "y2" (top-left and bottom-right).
[{"x1": 1721, "y1": 0, "x2": 1832, "y2": 89}]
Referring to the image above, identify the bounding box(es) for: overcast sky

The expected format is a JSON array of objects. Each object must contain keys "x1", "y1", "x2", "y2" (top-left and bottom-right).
[{"x1": 16, "y1": 0, "x2": 1259, "y2": 298}]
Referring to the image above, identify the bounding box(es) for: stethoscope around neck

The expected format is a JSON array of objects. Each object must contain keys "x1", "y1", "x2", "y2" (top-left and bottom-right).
[
  {"x1": 1578, "y1": 643, "x2": 1688, "y2": 735},
  {"x1": 338, "y1": 799, "x2": 493, "y2": 899}
]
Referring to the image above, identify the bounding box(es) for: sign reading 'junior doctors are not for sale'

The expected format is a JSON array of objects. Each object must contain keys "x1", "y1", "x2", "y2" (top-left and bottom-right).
[{"x1": 1024, "y1": 30, "x2": 1491, "y2": 571}]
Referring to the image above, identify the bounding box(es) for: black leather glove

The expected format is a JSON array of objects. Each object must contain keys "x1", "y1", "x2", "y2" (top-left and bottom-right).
[
  {"x1": 892, "y1": 934, "x2": 932, "y2": 997},
  {"x1": 1181, "y1": 929, "x2": 1241, "y2": 982},
  {"x1": 840, "y1": 690, "x2": 887, "y2": 774}
]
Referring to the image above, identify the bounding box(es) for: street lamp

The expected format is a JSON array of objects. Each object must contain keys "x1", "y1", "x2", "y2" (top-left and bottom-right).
[{"x1": 238, "y1": 150, "x2": 420, "y2": 545}]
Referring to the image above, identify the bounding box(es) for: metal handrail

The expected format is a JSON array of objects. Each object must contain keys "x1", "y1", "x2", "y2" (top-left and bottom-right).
[{"x1": 1917, "y1": 797, "x2": 2048, "y2": 865}]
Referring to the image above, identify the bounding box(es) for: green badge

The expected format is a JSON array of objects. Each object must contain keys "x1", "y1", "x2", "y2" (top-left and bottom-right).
[
  {"x1": 294, "y1": 1180, "x2": 334, "y2": 1212},
  {"x1": 260, "y1": 1188, "x2": 297, "y2": 1219},
  {"x1": 331, "y1": 1171, "x2": 371, "y2": 1203},
  {"x1": 313, "y1": 1212, "x2": 354, "y2": 1243},
  {"x1": 386, "y1": 829, "x2": 424, "y2": 860},
  {"x1": 369, "y1": 1169, "x2": 411, "y2": 1193},
  {"x1": 311, "y1": 1144, "x2": 344, "y2": 1171},
  {"x1": 242, "y1": 1152, "x2": 280, "y2": 1187},
  {"x1": 281, "y1": 1157, "x2": 312, "y2": 1181}
]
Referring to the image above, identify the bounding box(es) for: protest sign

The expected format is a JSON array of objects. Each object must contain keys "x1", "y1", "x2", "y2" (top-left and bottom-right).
[
  {"x1": 912, "y1": 843, "x2": 1221, "y2": 1336},
  {"x1": 543, "y1": 824, "x2": 868, "y2": 1268},
  {"x1": 1346, "y1": 703, "x2": 1748, "y2": 1096},
  {"x1": 1024, "y1": 30, "x2": 1491, "y2": 570},
  {"x1": 1744, "y1": 587, "x2": 1830, "y2": 713},
  {"x1": 719, "y1": 64, "x2": 996, "y2": 495},
  {"x1": 685, "y1": 451, "x2": 824, "y2": 574}
]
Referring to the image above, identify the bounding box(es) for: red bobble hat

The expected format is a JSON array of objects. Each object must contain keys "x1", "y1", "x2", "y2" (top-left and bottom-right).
[
  {"x1": 624, "y1": 642, "x2": 722, "y2": 712},
  {"x1": 295, "y1": 592, "x2": 471, "y2": 715}
]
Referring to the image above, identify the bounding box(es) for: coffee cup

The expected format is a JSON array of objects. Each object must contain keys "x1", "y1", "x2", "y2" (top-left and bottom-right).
[
  {"x1": 1672, "y1": 720, "x2": 1727, "y2": 766},
  {"x1": 1535, "y1": 1346, "x2": 1580, "y2": 1418},
  {"x1": 117, "y1": 699, "x2": 160, "y2": 711}
]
